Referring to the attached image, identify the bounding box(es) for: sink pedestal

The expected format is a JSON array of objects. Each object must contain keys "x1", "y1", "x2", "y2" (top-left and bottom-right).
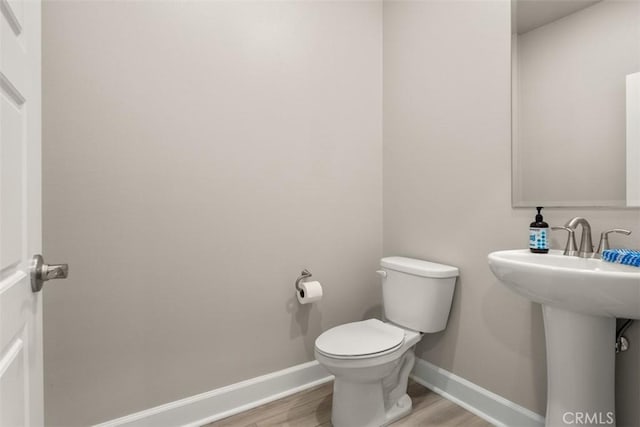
[{"x1": 543, "y1": 305, "x2": 616, "y2": 427}]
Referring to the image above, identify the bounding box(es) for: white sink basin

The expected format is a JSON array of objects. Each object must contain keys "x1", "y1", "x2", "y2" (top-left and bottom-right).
[
  {"x1": 488, "y1": 249, "x2": 640, "y2": 319},
  {"x1": 488, "y1": 249, "x2": 640, "y2": 427}
]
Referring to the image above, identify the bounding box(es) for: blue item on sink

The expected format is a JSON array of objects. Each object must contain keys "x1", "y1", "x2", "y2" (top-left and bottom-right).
[{"x1": 601, "y1": 249, "x2": 640, "y2": 267}]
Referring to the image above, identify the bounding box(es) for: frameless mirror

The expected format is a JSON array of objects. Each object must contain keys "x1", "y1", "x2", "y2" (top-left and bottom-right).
[{"x1": 511, "y1": 0, "x2": 640, "y2": 207}]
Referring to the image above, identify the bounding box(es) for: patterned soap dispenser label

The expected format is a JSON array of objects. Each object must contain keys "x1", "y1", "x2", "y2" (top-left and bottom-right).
[{"x1": 529, "y1": 228, "x2": 548, "y2": 250}]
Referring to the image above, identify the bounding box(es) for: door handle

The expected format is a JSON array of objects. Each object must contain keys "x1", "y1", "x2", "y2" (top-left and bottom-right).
[{"x1": 31, "y1": 254, "x2": 68, "y2": 292}]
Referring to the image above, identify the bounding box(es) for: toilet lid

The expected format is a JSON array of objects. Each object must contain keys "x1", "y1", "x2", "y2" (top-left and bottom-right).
[{"x1": 315, "y1": 319, "x2": 405, "y2": 358}]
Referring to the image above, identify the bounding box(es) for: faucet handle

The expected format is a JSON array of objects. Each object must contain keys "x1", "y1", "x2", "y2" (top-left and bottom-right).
[
  {"x1": 595, "y1": 229, "x2": 632, "y2": 257},
  {"x1": 603, "y1": 228, "x2": 632, "y2": 237},
  {"x1": 552, "y1": 226, "x2": 578, "y2": 256}
]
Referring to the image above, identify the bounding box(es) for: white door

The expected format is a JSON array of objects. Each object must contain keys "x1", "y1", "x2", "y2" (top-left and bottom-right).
[{"x1": 0, "y1": 0, "x2": 45, "y2": 425}]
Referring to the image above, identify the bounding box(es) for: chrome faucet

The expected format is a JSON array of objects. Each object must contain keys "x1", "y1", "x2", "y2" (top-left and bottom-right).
[
  {"x1": 553, "y1": 217, "x2": 632, "y2": 258},
  {"x1": 564, "y1": 217, "x2": 594, "y2": 258}
]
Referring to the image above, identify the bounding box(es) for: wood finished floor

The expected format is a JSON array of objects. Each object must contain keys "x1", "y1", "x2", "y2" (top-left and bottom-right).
[{"x1": 204, "y1": 380, "x2": 492, "y2": 427}]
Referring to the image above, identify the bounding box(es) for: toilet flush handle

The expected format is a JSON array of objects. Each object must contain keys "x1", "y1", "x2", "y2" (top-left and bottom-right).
[{"x1": 375, "y1": 270, "x2": 387, "y2": 278}]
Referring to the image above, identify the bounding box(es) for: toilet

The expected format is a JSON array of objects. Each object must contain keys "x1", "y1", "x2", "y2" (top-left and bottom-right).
[{"x1": 314, "y1": 256, "x2": 459, "y2": 427}]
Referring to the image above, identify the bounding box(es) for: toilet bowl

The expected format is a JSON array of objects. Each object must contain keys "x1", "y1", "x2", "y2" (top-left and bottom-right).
[
  {"x1": 315, "y1": 319, "x2": 422, "y2": 427},
  {"x1": 315, "y1": 257, "x2": 459, "y2": 427}
]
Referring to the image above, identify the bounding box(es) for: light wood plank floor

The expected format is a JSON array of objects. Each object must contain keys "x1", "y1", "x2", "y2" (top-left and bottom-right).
[{"x1": 204, "y1": 380, "x2": 492, "y2": 427}]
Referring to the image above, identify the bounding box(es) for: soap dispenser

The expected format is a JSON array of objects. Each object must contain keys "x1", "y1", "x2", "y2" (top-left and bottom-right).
[{"x1": 529, "y1": 207, "x2": 549, "y2": 253}]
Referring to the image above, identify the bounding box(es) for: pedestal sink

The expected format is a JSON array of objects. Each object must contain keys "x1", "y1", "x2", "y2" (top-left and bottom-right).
[{"x1": 488, "y1": 250, "x2": 640, "y2": 427}]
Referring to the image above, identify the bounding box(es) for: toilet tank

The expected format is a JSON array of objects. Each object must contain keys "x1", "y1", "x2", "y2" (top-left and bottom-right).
[{"x1": 380, "y1": 257, "x2": 459, "y2": 333}]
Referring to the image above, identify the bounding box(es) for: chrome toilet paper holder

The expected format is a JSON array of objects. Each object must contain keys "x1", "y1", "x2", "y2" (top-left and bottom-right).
[{"x1": 295, "y1": 269, "x2": 312, "y2": 297}]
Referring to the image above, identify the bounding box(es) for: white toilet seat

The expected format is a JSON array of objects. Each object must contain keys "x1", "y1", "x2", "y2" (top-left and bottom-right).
[{"x1": 315, "y1": 319, "x2": 406, "y2": 359}]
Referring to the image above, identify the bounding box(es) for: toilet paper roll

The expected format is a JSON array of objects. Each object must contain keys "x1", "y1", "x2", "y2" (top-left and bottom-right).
[{"x1": 297, "y1": 281, "x2": 323, "y2": 304}]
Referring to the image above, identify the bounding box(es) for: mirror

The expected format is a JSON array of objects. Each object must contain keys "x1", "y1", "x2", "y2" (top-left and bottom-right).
[{"x1": 511, "y1": 0, "x2": 640, "y2": 207}]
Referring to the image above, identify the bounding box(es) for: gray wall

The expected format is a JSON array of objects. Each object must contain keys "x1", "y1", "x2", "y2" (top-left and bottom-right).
[
  {"x1": 43, "y1": 1, "x2": 640, "y2": 426},
  {"x1": 515, "y1": 0, "x2": 640, "y2": 206},
  {"x1": 42, "y1": 2, "x2": 382, "y2": 425},
  {"x1": 383, "y1": 0, "x2": 640, "y2": 424}
]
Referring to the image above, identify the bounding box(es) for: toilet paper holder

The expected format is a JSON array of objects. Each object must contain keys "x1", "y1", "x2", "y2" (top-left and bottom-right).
[{"x1": 295, "y1": 269, "x2": 313, "y2": 297}]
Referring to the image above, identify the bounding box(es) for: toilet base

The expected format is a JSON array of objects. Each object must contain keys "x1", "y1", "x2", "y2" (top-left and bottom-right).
[
  {"x1": 331, "y1": 377, "x2": 386, "y2": 427},
  {"x1": 331, "y1": 385, "x2": 413, "y2": 427},
  {"x1": 383, "y1": 394, "x2": 413, "y2": 426}
]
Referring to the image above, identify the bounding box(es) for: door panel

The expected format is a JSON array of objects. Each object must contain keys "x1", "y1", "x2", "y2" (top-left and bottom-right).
[
  {"x1": 0, "y1": 0, "x2": 42, "y2": 425},
  {"x1": 1, "y1": 96, "x2": 24, "y2": 269},
  {"x1": 0, "y1": 0, "x2": 26, "y2": 101},
  {"x1": 1, "y1": 0, "x2": 24, "y2": 35},
  {"x1": 0, "y1": 329, "x2": 28, "y2": 427}
]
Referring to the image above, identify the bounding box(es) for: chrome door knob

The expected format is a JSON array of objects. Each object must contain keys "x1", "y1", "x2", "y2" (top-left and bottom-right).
[{"x1": 31, "y1": 254, "x2": 68, "y2": 292}]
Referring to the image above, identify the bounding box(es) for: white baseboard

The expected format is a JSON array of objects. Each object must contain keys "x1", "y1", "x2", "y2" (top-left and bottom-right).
[
  {"x1": 411, "y1": 358, "x2": 545, "y2": 427},
  {"x1": 95, "y1": 357, "x2": 545, "y2": 427},
  {"x1": 94, "y1": 361, "x2": 333, "y2": 427}
]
